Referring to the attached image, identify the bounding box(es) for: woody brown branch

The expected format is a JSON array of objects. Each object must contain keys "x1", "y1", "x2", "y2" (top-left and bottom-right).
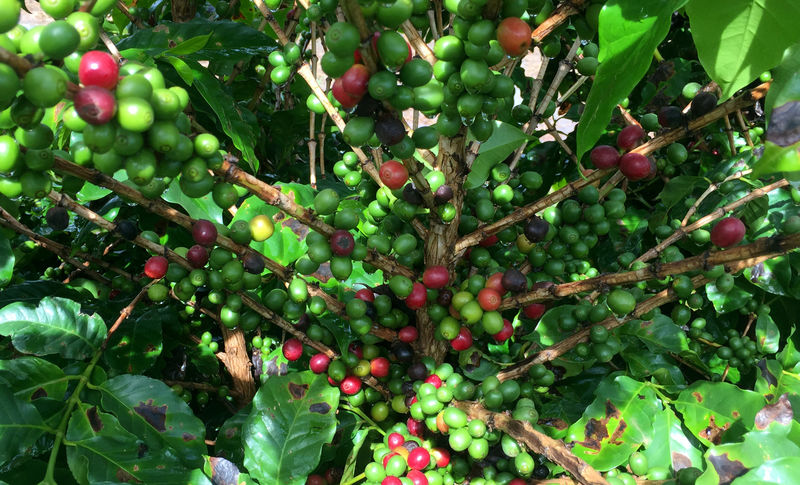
[
  {"x1": 496, "y1": 253, "x2": 783, "y2": 382},
  {"x1": 500, "y1": 232, "x2": 800, "y2": 309},
  {"x1": 634, "y1": 178, "x2": 788, "y2": 264},
  {"x1": 453, "y1": 400, "x2": 607, "y2": 485},
  {"x1": 454, "y1": 82, "x2": 771, "y2": 254},
  {"x1": 531, "y1": 0, "x2": 589, "y2": 44}
]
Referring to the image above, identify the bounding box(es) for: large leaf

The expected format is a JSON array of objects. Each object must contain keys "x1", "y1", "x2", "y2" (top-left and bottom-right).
[
  {"x1": 0, "y1": 357, "x2": 68, "y2": 402},
  {"x1": 695, "y1": 424, "x2": 800, "y2": 485},
  {"x1": 104, "y1": 307, "x2": 165, "y2": 375},
  {"x1": 188, "y1": 61, "x2": 260, "y2": 171},
  {"x1": 96, "y1": 375, "x2": 206, "y2": 466},
  {"x1": 0, "y1": 235, "x2": 13, "y2": 287},
  {"x1": 576, "y1": 0, "x2": 685, "y2": 159},
  {"x1": 0, "y1": 297, "x2": 106, "y2": 360},
  {"x1": 566, "y1": 376, "x2": 661, "y2": 470},
  {"x1": 674, "y1": 381, "x2": 765, "y2": 446},
  {"x1": 755, "y1": 312, "x2": 780, "y2": 354},
  {"x1": 686, "y1": 0, "x2": 800, "y2": 99},
  {"x1": 215, "y1": 405, "x2": 251, "y2": 467},
  {"x1": 162, "y1": 177, "x2": 223, "y2": 223},
  {"x1": 244, "y1": 371, "x2": 340, "y2": 485},
  {"x1": 731, "y1": 456, "x2": 800, "y2": 485},
  {"x1": 764, "y1": 43, "x2": 800, "y2": 121},
  {"x1": 340, "y1": 426, "x2": 370, "y2": 485},
  {"x1": 465, "y1": 122, "x2": 528, "y2": 189},
  {"x1": 66, "y1": 403, "x2": 196, "y2": 484},
  {"x1": 621, "y1": 314, "x2": 689, "y2": 354},
  {"x1": 0, "y1": 281, "x2": 83, "y2": 309},
  {"x1": 0, "y1": 387, "x2": 48, "y2": 467},
  {"x1": 232, "y1": 194, "x2": 308, "y2": 266},
  {"x1": 116, "y1": 19, "x2": 277, "y2": 65},
  {"x1": 640, "y1": 405, "x2": 703, "y2": 473},
  {"x1": 657, "y1": 176, "x2": 704, "y2": 210},
  {"x1": 752, "y1": 141, "x2": 800, "y2": 179}
]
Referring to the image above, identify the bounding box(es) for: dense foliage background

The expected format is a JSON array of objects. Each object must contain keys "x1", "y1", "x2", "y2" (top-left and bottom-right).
[{"x1": 0, "y1": 0, "x2": 800, "y2": 484}]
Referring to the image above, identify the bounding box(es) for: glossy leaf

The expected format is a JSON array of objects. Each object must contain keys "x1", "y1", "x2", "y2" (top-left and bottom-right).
[
  {"x1": 674, "y1": 381, "x2": 765, "y2": 446},
  {"x1": 752, "y1": 141, "x2": 800, "y2": 178},
  {"x1": 232, "y1": 195, "x2": 308, "y2": 266},
  {"x1": 0, "y1": 235, "x2": 13, "y2": 287},
  {"x1": 96, "y1": 375, "x2": 207, "y2": 466},
  {"x1": 162, "y1": 177, "x2": 223, "y2": 224},
  {"x1": 0, "y1": 297, "x2": 106, "y2": 360},
  {"x1": 0, "y1": 356, "x2": 68, "y2": 402},
  {"x1": 0, "y1": 387, "x2": 48, "y2": 467},
  {"x1": 576, "y1": 0, "x2": 685, "y2": 159},
  {"x1": 341, "y1": 426, "x2": 370, "y2": 485},
  {"x1": 0, "y1": 281, "x2": 84, "y2": 309},
  {"x1": 566, "y1": 376, "x2": 661, "y2": 470},
  {"x1": 695, "y1": 424, "x2": 800, "y2": 485},
  {"x1": 657, "y1": 176, "x2": 704, "y2": 210},
  {"x1": 686, "y1": 0, "x2": 800, "y2": 99},
  {"x1": 731, "y1": 456, "x2": 800, "y2": 485},
  {"x1": 622, "y1": 314, "x2": 689, "y2": 354},
  {"x1": 188, "y1": 60, "x2": 260, "y2": 171},
  {"x1": 104, "y1": 307, "x2": 164, "y2": 375},
  {"x1": 243, "y1": 371, "x2": 340, "y2": 485},
  {"x1": 640, "y1": 405, "x2": 703, "y2": 473},
  {"x1": 465, "y1": 122, "x2": 528, "y2": 190},
  {"x1": 764, "y1": 44, "x2": 800, "y2": 121},
  {"x1": 705, "y1": 280, "x2": 750, "y2": 314},
  {"x1": 755, "y1": 313, "x2": 780, "y2": 354},
  {"x1": 523, "y1": 305, "x2": 575, "y2": 347},
  {"x1": 116, "y1": 19, "x2": 277, "y2": 65},
  {"x1": 66, "y1": 402, "x2": 196, "y2": 483},
  {"x1": 215, "y1": 405, "x2": 251, "y2": 467}
]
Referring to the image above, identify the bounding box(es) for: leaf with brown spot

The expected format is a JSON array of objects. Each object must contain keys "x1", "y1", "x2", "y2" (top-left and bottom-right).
[
  {"x1": 754, "y1": 394, "x2": 793, "y2": 430},
  {"x1": 698, "y1": 414, "x2": 730, "y2": 445},
  {"x1": 207, "y1": 456, "x2": 241, "y2": 485},
  {"x1": 0, "y1": 357, "x2": 69, "y2": 403},
  {"x1": 567, "y1": 376, "x2": 661, "y2": 470},
  {"x1": 639, "y1": 406, "x2": 703, "y2": 473},
  {"x1": 757, "y1": 359, "x2": 778, "y2": 387},
  {"x1": 65, "y1": 403, "x2": 197, "y2": 483},
  {"x1": 675, "y1": 381, "x2": 765, "y2": 447},
  {"x1": 767, "y1": 102, "x2": 800, "y2": 147},
  {"x1": 243, "y1": 371, "x2": 340, "y2": 485},
  {"x1": 87, "y1": 406, "x2": 103, "y2": 432},
  {"x1": 288, "y1": 382, "x2": 309, "y2": 400},
  {"x1": 709, "y1": 452, "x2": 748, "y2": 485},
  {"x1": 134, "y1": 400, "x2": 168, "y2": 432}
]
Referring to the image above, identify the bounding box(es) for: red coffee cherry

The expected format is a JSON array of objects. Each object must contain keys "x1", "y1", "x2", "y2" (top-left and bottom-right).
[{"x1": 710, "y1": 217, "x2": 745, "y2": 247}]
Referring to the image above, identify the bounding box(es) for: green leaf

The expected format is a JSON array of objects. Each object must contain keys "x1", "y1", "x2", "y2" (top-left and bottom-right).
[
  {"x1": 576, "y1": 0, "x2": 685, "y2": 159},
  {"x1": 167, "y1": 33, "x2": 212, "y2": 56},
  {"x1": 705, "y1": 280, "x2": 751, "y2": 314},
  {"x1": 695, "y1": 426, "x2": 800, "y2": 485},
  {"x1": 161, "y1": 55, "x2": 195, "y2": 86},
  {"x1": 764, "y1": 43, "x2": 800, "y2": 120},
  {"x1": 640, "y1": 405, "x2": 703, "y2": 473},
  {"x1": 755, "y1": 313, "x2": 780, "y2": 354},
  {"x1": 162, "y1": 177, "x2": 223, "y2": 223},
  {"x1": 104, "y1": 307, "x2": 164, "y2": 375},
  {"x1": 0, "y1": 356, "x2": 68, "y2": 402},
  {"x1": 674, "y1": 381, "x2": 765, "y2": 446},
  {"x1": 622, "y1": 314, "x2": 689, "y2": 353},
  {"x1": 685, "y1": 0, "x2": 800, "y2": 100},
  {"x1": 232, "y1": 195, "x2": 308, "y2": 266},
  {"x1": 244, "y1": 371, "x2": 340, "y2": 485},
  {"x1": 66, "y1": 402, "x2": 195, "y2": 483},
  {"x1": 566, "y1": 376, "x2": 661, "y2": 471},
  {"x1": 0, "y1": 281, "x2": 84, "y2": 308},
  {"x1": 75, "y1": 181, "x2": 112, "y2": 202},
  {"x1": 97, "y1": 375, "x2": 206, "y2": 466},
  {"x1": 0, "y1": 387, "x2": 48, "y2": 468},
  {"x1": 465, "y1": 122, "x2": 528, "y2": 190},
  {"x1": 0, "y1": 235, "x2": 13, "y2": 287},
  {"x1": 215, "y1": 405, "x2": 251, "y2": 467},
  {"x1": 341, "y1": 426, "x2": 370, "y2": 484},
  {"x1": 752, "y1": 141, "x2": 800, "y2": 178},
  {"x1": 116, "y1": 19, "x2": 277, "y2": 66},
  {"x1": 657, "y1": 176, "x2": 704, "y2": 210},
  {"x1": 187, "y1": 60, "x2": 260, "y2": 171},
  {"x1": 731, "y1": 456, "x2": 800, "y2": 485},
  {"x1": 777, "y1": 328, "x2": 800, "y2": 370},
  {"x1": 523, "y1": 305, "x2": 575, "y2": 348},
  {"x1": 0, "y1": 297, "x2": 106, "y2": 360}
]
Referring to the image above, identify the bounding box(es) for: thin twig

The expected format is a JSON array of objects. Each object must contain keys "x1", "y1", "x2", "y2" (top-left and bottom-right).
[{"x1": 681, "y1": 169, "x2": 752, "y2": 227}]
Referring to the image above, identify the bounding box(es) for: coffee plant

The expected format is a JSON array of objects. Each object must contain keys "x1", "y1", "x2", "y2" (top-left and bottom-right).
[{"x1": 1, "y1": 0, "x2": 800, "y2": 483}]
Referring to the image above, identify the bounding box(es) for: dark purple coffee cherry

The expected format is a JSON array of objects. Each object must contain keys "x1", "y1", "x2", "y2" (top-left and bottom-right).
[{"x1": 524, "y1": 216, "x2": 549, "y2": 242}]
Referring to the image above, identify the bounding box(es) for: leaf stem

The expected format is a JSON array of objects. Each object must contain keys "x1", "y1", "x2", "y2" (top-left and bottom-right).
[
  {"x1": 341, "y1": 405, "x2": 386, "y2": 436},
  {"x1": 340, "y1": 472, "x2": 366, "y2": 485}
]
